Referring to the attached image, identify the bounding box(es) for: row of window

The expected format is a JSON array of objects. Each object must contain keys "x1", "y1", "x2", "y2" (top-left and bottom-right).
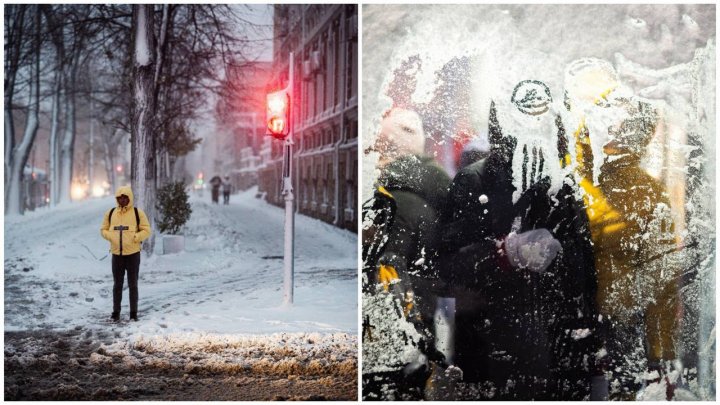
[
  {"x1": 270, "y1": 118, "x2": 357, "y2": 158},
  {"x1": 301, "y1": 118, "x2": 358, "y2": 151},
  {"x1": 296, "y1": 10, "x2": 358, "y2": 125},
  {"x1": 257, "y1": 151, "x2": 358, "y2": 231},
  {"x1": 298, "y1": 153, "x2": 357, "y2": 216}
]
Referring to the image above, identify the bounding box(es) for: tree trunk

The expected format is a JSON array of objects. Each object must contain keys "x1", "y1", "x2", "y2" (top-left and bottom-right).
[
  {"x1": 154, "y1": 5, "x2": 171, "y2": 187},
  {"x1": 5, "y1": 103, "x2": 16, "y2": 199},
  {"x1": 171, "y1": 155, "x2": 182, "y2": 182},
  {"x1": 156, "y1": 147, "x2": 166, "y2": 184},
  {"x1": 41, "y1": 4, "x2": 65, "y2": 206},
  {"x1": 49, "y1": 66, "x2": 63, "y2": 206},
  {"x1": 102, "y1": 129, "x2": 119, "y2": 193},
  {"x1": 4, "y1": 5, "x2": 27, "y2": 205},
  {"x1": 58, "y1": 60, "x2": 78, "y2": 205},
  {"x1": 131, "y1": 4, "x2": 157, "y2": 254},
  {"x1": 6, "y1": 6, "x2": 40, "y2": 215}
]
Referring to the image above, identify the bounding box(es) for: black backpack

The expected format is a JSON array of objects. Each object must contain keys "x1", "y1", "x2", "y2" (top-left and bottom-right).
[
  {"x1": 361, "y1": 187, "x2": 397, "y2": 290},
  {"x1": 108, "y1": 207, "x2": 140, "y2": 232}
]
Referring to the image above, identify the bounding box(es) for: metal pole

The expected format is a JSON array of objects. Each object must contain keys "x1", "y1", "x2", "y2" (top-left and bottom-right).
[
  {"x1": 89, "y1": 80, "x2": 94, "y2": 190},
  {"x1": 282, "y1": 52, "x2": 295, "y2": 305}
]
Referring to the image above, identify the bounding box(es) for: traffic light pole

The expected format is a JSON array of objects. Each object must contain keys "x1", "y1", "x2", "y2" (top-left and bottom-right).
[{"x1": 282, "y1": 52, "x2": 295, "y2": 305}]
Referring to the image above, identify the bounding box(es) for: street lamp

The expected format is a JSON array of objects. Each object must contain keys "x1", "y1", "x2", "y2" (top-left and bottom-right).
[
  {"x1": 266, "y1": 52, "x2": 296, "y2": 305},
  {"x1": 266, "y1": 90, "x2": 290, "y2": 139}
]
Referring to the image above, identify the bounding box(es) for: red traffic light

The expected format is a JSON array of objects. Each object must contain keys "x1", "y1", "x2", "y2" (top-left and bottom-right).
[{"x1": 266, "y1": 90, "x2": 290, "y2": 139}]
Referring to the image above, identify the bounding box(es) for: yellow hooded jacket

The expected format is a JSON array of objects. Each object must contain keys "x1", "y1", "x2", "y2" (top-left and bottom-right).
[
  {"x1": 573, "y1": 122, "x2": 679, "y2": 363},
  {"x1": 100, "y1": 186, "x2": 152, "y2": 255}
]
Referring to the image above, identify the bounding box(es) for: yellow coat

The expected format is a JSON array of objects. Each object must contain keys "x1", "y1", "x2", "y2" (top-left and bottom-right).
[
  {"x1": 100, "y1": 186, "x2": 152, "y2": 256},
  {"x1": 574, "y1": 124, "x2": 679, "y2": 362}
]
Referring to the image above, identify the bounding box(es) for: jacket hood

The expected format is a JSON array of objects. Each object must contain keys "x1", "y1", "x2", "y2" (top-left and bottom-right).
[
  {"x1": 115, "y1": 186, "x2": 134, "y2": 208},
  {"x1": 378, "y1": 154, "x2": 450, "y2": 212}
]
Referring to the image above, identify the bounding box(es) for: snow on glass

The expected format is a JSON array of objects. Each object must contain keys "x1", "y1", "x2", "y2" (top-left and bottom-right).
[{"x1": 362, "y1": 4, "x2": 715, "y2": 401}]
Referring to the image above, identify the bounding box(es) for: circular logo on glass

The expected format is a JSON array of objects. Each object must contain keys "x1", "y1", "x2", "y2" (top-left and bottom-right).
[{"x1": 511, "y1": 80, "x2": 553, "y2": 116}]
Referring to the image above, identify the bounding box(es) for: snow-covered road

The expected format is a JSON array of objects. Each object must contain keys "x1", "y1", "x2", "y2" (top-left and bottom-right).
[{"x1": 4, "y1": 187, "x2": 358, "y2": 400}]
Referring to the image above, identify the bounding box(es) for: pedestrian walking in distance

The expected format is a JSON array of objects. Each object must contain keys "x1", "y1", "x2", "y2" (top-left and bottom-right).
[
  {"x1": 222, "y1": 175, "x2": 232, "y2": 205},
  {"x1": 209, "y1": 175, "x2": 222, "y2": 204},
  {"x1": 100, "y1": 186, "x2": 152, "y2": 322}
]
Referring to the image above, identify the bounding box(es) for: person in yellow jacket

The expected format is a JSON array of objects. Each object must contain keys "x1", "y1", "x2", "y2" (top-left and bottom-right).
[
  {"x1": 100, "y1": 185, "x2": 152, "y2": 322},
  {"x1": 564, "y1": 58, "x2": 681, "y2": 400}
]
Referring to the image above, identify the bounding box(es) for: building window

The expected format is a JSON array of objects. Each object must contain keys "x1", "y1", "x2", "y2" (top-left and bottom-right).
[
  {"x1": 338, "y1": 160, "x2": 346, "y2": 212},
  {"x1": 316, "y1": 43, "x2": 324, "y2": 117},
  {"x1": 327, "y1": 162, "x2": 333, "y2": 207},
  {"x1": 348, "y1": 119, "x2": 358, "y2": 139},
  {"x1": 334, "y1": 19, "x2": 341, "y2": 107},
  {"x1": 303, "y1": 50, "x2": 310, "y2": 122},
  {"x1": 307, "y1": 51, "x2": 315, "y2": 120},
  {"x1": 321, "y1": 179, "x2": 327, "y2": 206},
  {"x1": 325, "y1": 31, "x2": 333, "y2": 112},
  {"x1": 315, "y1": 164, "x2": 321, "y2": 194},
  {"x1": 294, "y1": 58, "x2": 301, "y2": 126},
  {"x1": 347, "y1": 14, "x2": 357, "y2": 101},
  {"x1": 350, "y1": 159, "x2": 357, "y2": 210},
  {"x1": 314, "y1": 165, "x2": 321, "y2": 204},
  {"x1": 303, "y1": 166, "x2": 309, "y2": 206}
]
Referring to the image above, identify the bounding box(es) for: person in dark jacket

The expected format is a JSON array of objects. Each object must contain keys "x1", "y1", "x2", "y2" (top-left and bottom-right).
[
  {"x1": 362, "y1": 108, "x2": 451, "y2": 400},
  {"x1": 439, "y1": 100, "x2": 599, "y2": 400},
  {"x1": 209, "y1": 175, "x2": 222, "y2": 204},
  {"x1": 458, "y1": 134, "x2": 490, "y2": 171}
]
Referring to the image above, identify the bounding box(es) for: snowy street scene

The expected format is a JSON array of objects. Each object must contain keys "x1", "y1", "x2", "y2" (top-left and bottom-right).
[
  {"x1": 5, "y1": 189, "x2": 357, "y2": 400},
  {"x1": 5, "y1": 4, "x2": 359, "y2": 400}
]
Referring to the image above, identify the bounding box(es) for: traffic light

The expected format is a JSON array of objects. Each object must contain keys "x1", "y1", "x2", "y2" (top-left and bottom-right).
[{"x1": 266, "y1": 89, "x2": 290, "y2": 139}]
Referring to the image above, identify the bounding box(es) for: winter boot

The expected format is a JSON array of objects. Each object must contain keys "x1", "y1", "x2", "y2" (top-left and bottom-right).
[
  {"x1": 111, "y1": 312, "x2": 120, "y2": 322},
  {"x1": 130, "y1": 312, "x2": 138, "y2": 321}
]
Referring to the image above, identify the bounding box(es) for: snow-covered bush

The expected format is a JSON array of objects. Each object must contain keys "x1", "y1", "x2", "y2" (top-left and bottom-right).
[{"x1": 156, "y1": 182, "x2": 192, "y2": 234}]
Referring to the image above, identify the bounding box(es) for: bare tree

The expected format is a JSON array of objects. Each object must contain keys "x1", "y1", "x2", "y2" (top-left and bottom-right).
[
  {"x1": 4, "y1": 5, "x2": 30, "y2": 206},
  {"x1": 4, "y1": 4, "x2": 268, "y2": 218},
  {"x1": 131, "y1": 4, "x2": 158, "y2": 253},
  {"x1": 100, "y1": 127, "x2": 126, "y2": 192},
  {"x1": 152, "y1": 5, "x2": 269, "y2": 183},
  {"x1": 6, "y1": 6, "x2": 41, "y2": 215},
  {"x1": 54, "y1": 5, "x2": 116, "y2": 205},
  {"x1": 43, "y1": 5, "x2": 64, "y2": 206}
]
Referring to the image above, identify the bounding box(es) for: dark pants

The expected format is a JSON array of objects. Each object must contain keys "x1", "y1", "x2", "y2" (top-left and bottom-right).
[
  {"x1": 112, "y1": 252, "x2": 141, "y2": 314},
  {"x1": 604, "y1": 315, "x2": 647, "y2": 400},
  {"x1": 223, "y1": 191, "x2": 230, "y2": 204}
]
